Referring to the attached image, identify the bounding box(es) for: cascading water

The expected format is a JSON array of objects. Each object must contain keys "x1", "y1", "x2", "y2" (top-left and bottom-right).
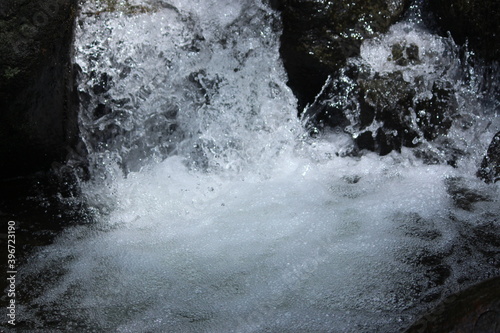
[{"x1": 10, "y1": 0, "x2": 499, "y2": 332}]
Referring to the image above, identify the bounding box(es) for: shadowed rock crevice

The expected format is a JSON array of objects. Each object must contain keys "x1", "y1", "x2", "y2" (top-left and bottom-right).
[
  {"x1": 426, "y1": 0, "x2": 500, "y2": 62},
  {"x1": 277, "y1": 0, "x2": 411, "y2": 111},
  {"x1": 0, "y1": 0, "x2": 81, "y2": 178},
  {"x1": 0, "y1": 1, "x2": 89, "y2": 289}
]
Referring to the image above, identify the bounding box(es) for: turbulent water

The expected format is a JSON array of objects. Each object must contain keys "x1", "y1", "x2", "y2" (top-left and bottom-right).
[{"x1": 11, "y1": 0, "x2": 499, "y2": 332}]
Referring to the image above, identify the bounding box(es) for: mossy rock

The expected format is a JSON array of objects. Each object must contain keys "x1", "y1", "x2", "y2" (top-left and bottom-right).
[
  {"x1": 81, "y1": 0, "x2": 159, "y2": 16},
  {"x1": 278, "y1": 0, "x2": 411, "y2": 109}
]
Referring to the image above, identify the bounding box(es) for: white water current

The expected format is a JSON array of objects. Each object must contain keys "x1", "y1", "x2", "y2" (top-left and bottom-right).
[{"x1": 13, "y1": 0, "x2": 499, "y2": 332}]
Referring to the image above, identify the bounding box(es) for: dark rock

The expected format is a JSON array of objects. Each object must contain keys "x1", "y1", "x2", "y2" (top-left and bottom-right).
[
  {"x1": 355, "y1": 131, "x2": 375, "y2": 152},
  {"x1": 360, "y1": 71, "x2": 419, "y2": 152},
  {"x1": 0, "y1": 0, "x2": 80, "y2": 178},
  {"x1": 0, "y1": 0, "x2": 88, "y2": 296},
  {"x1": 390, "y1": 42, "x2": 420, "y2": 67},
  {"x1": 472, "y1": 221, "x2": 500, "y2": 249},
  {"x1": 278, "y1": 0, "x2": 410, "y2": 110},
  {"x1": 303, "y1": 62, "x2": 458, "y2": 155},
  {"x1": 92, "y1": 72, "x2": 113, "y2": 95},
  {"x1": 477, "y1": 132, "x2": 500, "y2": 183},
  {"x1": 395, "y1": 212, "x2": 443, "y2": 241},
  {"x1": 93, "y1": 103, "x2": 112, "y2": 120},
  {"x1": 0, "y1": 165, "x2": 92, "y2": 305},
  {"x1": 425, "y1": 264, "x2": 451, "y2": 288},
  {"x1": 445, "y1": 177, "x2": 492, "y2": 211},
  {"x1": 405, "y1": 277, "x2": 500, "y2": 333},
  {"x1": 414, "y1": 81, "x2": 455, "y2": 141},
  {"x1": 427, "y1": 0, "x2": 500, "y2": 61}
]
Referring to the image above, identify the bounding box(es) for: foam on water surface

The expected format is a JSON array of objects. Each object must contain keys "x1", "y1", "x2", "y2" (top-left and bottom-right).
[
  {"x1": 13, "y1": 0, "x2": 499, "y2": 332},
  {"x1": 18, "y1": 148, "x2": 499, "y2": 332}
]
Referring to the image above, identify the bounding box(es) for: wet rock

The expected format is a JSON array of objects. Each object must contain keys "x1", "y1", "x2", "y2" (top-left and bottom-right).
[
  {"x1": 477, "y1": 132, "x2": 500, "y2": 183},
  {"x1": 278, "y1": 0, "x2": 410, "y2": 109},
  {"x1": 414, "y1": 81, "x2": 455, "y2": 141},
  {"x1": 302, "y1": 62, "x2": 458, "y2": 155},
  {"x1": 0, "y1": 0, "x2": 80, "y2": 178},
  {"x1": 425, "y1": 264, "x2": 451, "y2": 288},
  {"x1": 390, "y1": 42, "x2": 420, "y2": 67},
  {"x1": 472, "y1": 221, "x2": 500, "y2": 250},
  {"x1": 405, "y1": 277, "x2": 500, "y2": 333},
  {"x1": 445, "y1": 177, "x2": 492, "y2": 211},
  {"x1": 395, "y1": 212, "x2": 442, "y2": 241},
  {"x1": 92, "y1": 72, "x2": 113, "y2": 95},
  {"x1": 393, "y1": 207, "x2": 500, "y2": 321},
  {"x1": 358, "y1": 71, "x2": 419, "y2": 153},
  {"x1": 80, "y1": 0, "x2": 158, "y2": 16},
  {"x1": 427, "y1": 0, "x2": 500, "y2": 61}
]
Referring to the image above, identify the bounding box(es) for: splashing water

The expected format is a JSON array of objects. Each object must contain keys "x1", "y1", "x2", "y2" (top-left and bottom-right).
[
  {"x1": 76, "y1": 0, "x2": 299, "y2": 179},
  {"x1": 13, "y1": 1, "x2": 499, "y2": 332}
]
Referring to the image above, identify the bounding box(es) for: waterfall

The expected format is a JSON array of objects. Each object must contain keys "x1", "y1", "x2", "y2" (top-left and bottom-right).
[{"x1": 13, "y1": 0, "x2": 499, "y2": 332}]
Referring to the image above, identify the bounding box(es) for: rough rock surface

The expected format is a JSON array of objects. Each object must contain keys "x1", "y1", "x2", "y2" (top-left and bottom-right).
[
  {"x1": 302, "y1": 59, "x2": 458, "y2": 156},
  {"x1": 277, "y1": 0, "x2": 410, "y2": 109},
  {"x1": 477, "y1": 132, "x2": 500, "y2": 183},
  {"x1": 405, "y1": 277, "x2": 500, "y2": 333},
  {"x1": 0, "y1": 0, "x2": 79, "y2": 178}
]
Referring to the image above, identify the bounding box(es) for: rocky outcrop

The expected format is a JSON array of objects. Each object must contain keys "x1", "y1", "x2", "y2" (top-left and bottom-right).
[
  {"x1": 0, "y1": 0, "x2": 79, "y2": 178},
  {"x1": 445, "y1": 177, "x2": 493, "y2": 211},
  {"x1": 277, "y1": 0, "x2": 410, "y2": 109},
  {"x1": 477, "y1": 132, "x2": 500, "y2": 183},
  {"x1": 302, "y1": 58, "x2": 458, "y2": 156},
  {"x1": 427, "y1": 0, "x2": 500, "y2": 61},
  {"x1": 405, "y1": 277, "x2": 500, "y2": 333},
  {"x1": 276, "y1": 0, "x2": 498, "y2": 160}
]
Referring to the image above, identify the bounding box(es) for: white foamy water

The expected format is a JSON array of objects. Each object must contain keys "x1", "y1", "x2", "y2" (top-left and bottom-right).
[{"x1": 14, "y1": 1, "x2": 499, "y2": 332}]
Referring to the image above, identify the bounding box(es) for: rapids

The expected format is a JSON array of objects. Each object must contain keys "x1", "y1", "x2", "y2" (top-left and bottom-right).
[{"x1": 10, "y1": 0, "x2": 499, "y2": 332}]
